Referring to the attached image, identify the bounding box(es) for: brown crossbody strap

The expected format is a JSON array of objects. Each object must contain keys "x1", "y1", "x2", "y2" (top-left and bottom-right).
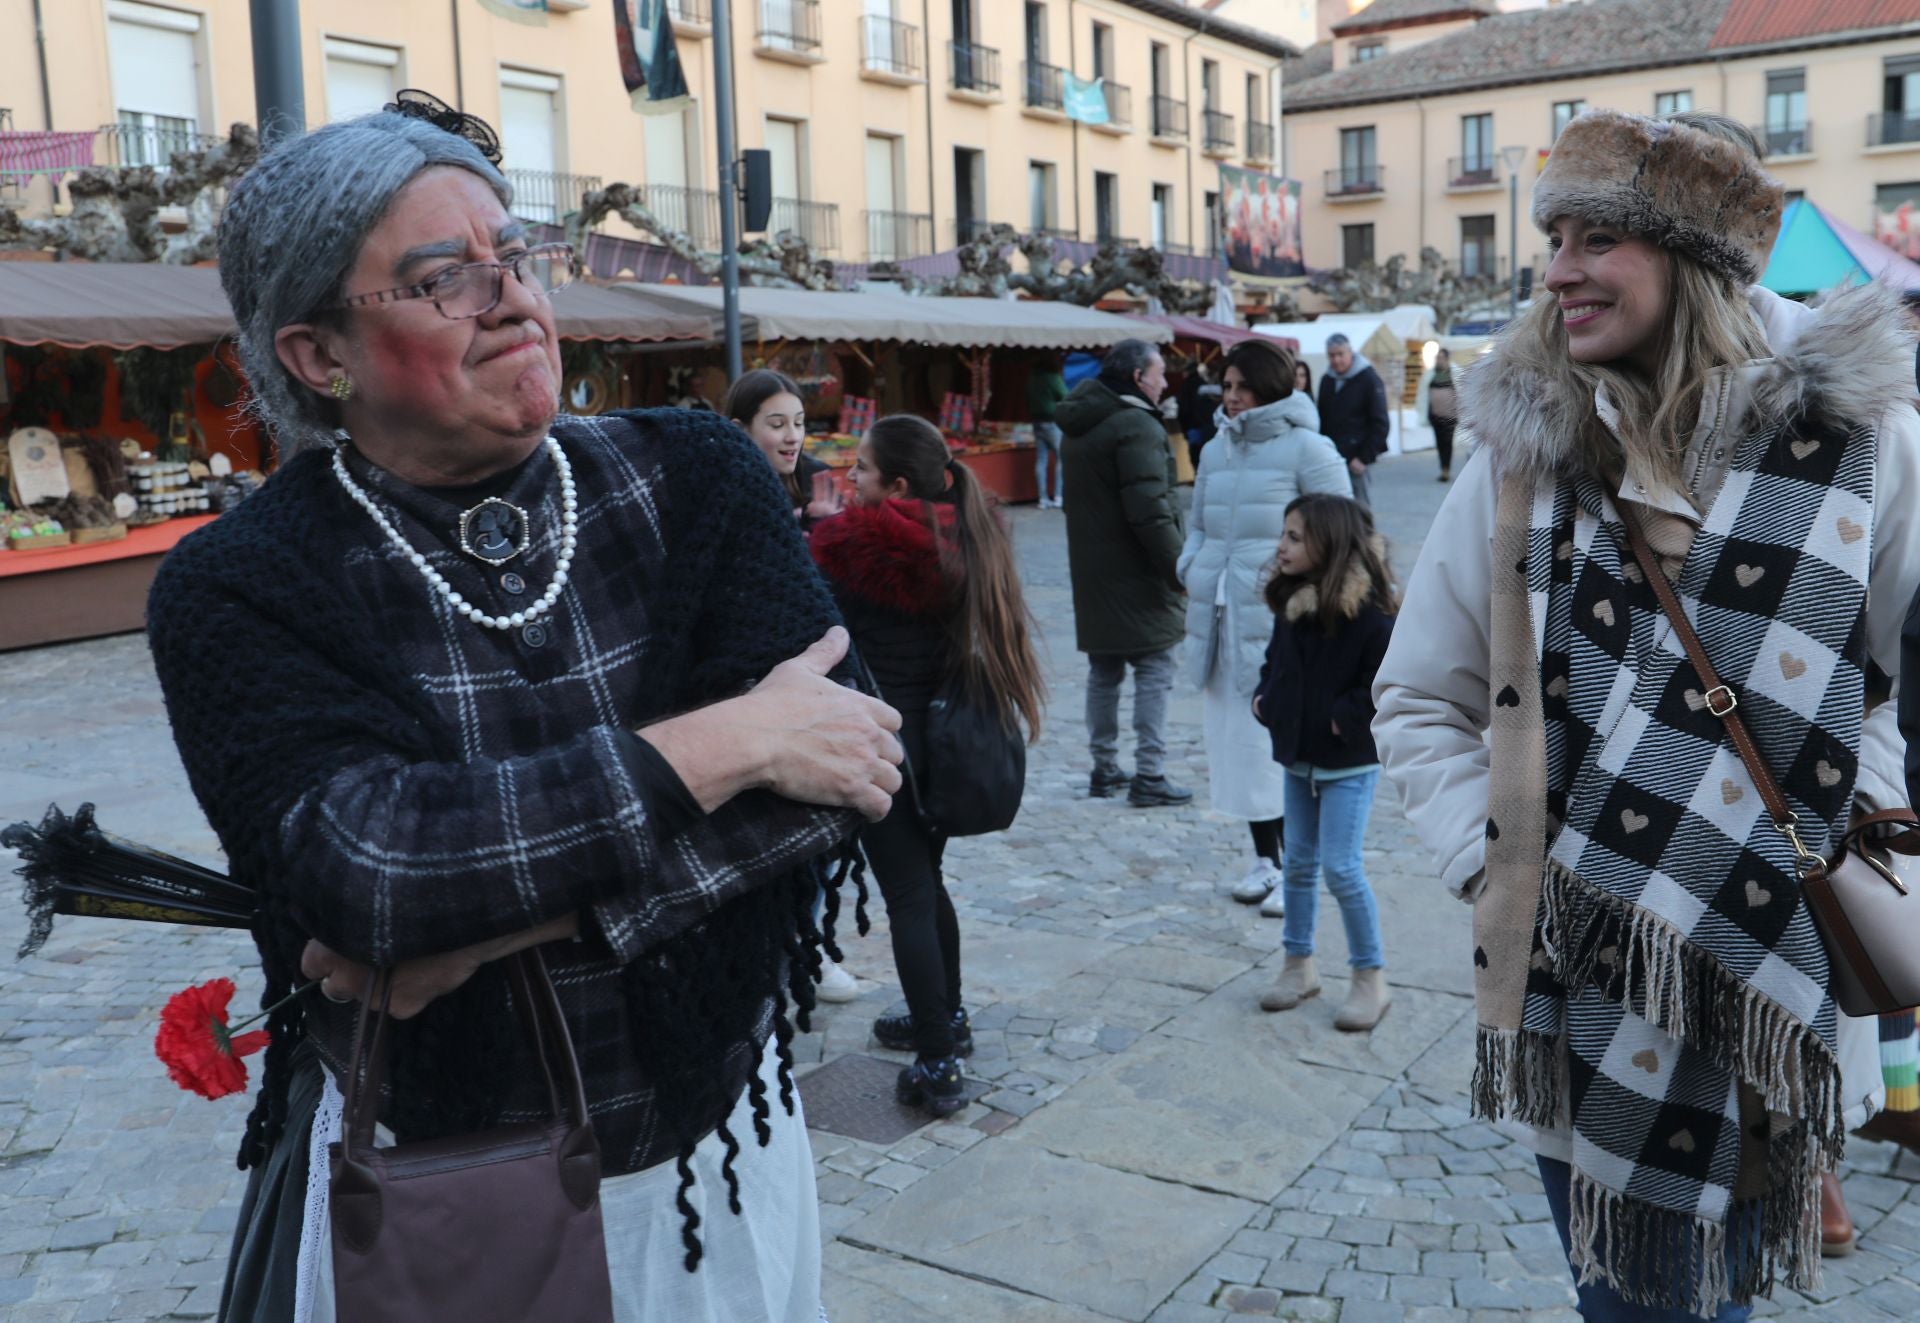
[{"x1": 1615, "y1": 506, "x2": 1834, "y2": 880}]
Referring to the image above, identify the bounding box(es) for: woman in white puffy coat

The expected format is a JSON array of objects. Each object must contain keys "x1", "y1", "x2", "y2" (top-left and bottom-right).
[{"x1": 1178, "y1": 338, "x2": 1352, "y2": 907}]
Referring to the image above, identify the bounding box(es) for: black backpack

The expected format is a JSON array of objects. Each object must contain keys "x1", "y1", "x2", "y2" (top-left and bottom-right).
[{"x1": 856, "y1": 653, "x2": 1025, "y2": 838}]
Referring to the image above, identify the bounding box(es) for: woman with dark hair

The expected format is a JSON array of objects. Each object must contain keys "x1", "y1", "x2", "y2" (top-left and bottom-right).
[
  {"x1": 1293, "y1": 358, "x2": 1314, "y2": 399},
  {"x1": 1180, "y1": 338, "x2": 1349, "y2": 912},
  {"x1": 1426, "y1": 348, "x2": 1458, "y2": 483},
  {"x1": 723, "y1": 368, "x2": 841, "y2": 531},
  {"x1": 810, "y1": 415, "x2": 1045, "y2": 1116}
]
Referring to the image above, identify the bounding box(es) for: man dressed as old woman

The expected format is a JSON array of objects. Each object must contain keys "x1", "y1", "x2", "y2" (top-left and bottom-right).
[{"x1": 147, "y1": 104, "x2": 903, "y2": 1322}]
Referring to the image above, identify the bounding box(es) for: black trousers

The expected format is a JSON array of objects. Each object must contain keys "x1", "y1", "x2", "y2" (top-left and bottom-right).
[
  {"x1": 1432, "y1": 418, "x2": 1457, "y2": 473},
  {"x1": 860, "y1": 721, "x2": 963, "y2": 1060},
  {"x1": 1250, "y1": 817, "x2": 1286, "y2": 867}
]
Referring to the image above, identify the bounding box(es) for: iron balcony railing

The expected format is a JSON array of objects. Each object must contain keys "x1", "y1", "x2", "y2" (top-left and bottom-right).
[
  {"x1": 1869, "y1": 111, "x2": 1920, "y2": 147},
  {"x1": 0, "y1": 108, "x2": 15, "y2": 198},
  {"x1": 1161, "y1": 240, "x2": 1195, "y2": 255},
  {"x1": 667, "y1": 0, "x2": 709, "y2": 24},
  {"x1": 1203, "y1": 109, "x2": 1235, "y2": 153},
  {"x1": 1761, "y1": 121, "x2": 1812, "y2": 156},
  {"x1": 1031, "y1": 225, "x2": 1077, "y2": 242},
  {"x1": 1446, "y1": 155, "x2": 1499, "y2": 188},
  {"x1": 949, "y1": 41, "x2": 1000, "y2": 95},
  {"x1": 1100, "y1": 81, "x2": 1132, "y2": 129},
  {"x1": 865, "y1": 209, "x2": 932, "y2": 261},
  {"x1": 1151, "y1": 95, "x2": 1188, "y2": 140},
  {"x1": 99, "y1": 120, "x2": 223, "y2": 169},
  {"x1": 861, "y1": 14, "x2": 923, "y2": 79},
  {"x1": 1325, "y1": 164, "x2": 1385, "y2": 197},
  {"x1": 504, "y1": 168, "x2": 603, "y2": 225},
  {"x1": 638, "y1": 183, "x2": 724, "y2": 248},
  {"x1": 1247, "y1": 120, "x2": 1276, "y2": 161},
  {"x1": 758, "y1": 0, "x2": 822, "y2": 55},
  {"x1": 1023, "y1": 61, "x2": 1066, "y2": 112},
  {"x1": 771, "y1": 196, "x2": 839, "y2": 252},
  {"x1": 1094, "y1": 230, "x2": 1136, "y2": 247}
]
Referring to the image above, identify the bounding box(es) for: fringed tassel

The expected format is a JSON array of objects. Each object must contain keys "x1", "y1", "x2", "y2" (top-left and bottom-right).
[
  {"x1": 714, "y1": 1116, "x2": 743, "y2": 1216},
  {"x1": 1540, "y1": 861, "x2": 1846, "y2": 1165},
  {"x1": 1471, "y1": 1026, "x2": 1564, "y2": 1128},
  {"x1": 675, "y1": 1147, "x2": 704, "y2": 1271}
]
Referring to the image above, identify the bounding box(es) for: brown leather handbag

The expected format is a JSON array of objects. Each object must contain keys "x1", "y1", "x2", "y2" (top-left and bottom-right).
[
  {"x1": 1620, "y1": 508, "x2": 1920, "y2": 1016},
  {"x1": 329, "y1": 949, "x2": 615, "y2": 1322}
]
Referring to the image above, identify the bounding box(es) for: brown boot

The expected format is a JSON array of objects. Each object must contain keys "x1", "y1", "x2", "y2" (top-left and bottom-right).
[
  {"x1": 1259, "y1": 955, "x2": 1321, "y2": 1012},
  {"x1": 1856, "y1": 1107, "x2": 1920, "y2": 1153},
  {"x1": 1333, "y1": 968, "x2": 1392, "y2": 1032},
  {"x1": 1820, "y1": 1172, "x2": 1855, "y2": 1257}
]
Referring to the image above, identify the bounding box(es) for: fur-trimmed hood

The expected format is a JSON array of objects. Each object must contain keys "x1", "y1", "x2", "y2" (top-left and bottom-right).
[
  {"x1": 1279, "y1": 535, "x2": 1386, "y2": 625},
  {"x1": 808, "y1": 499, "x2": 959, "y2": 617},
  {"x1": 1458, "y1": 281, "x2": 1918, "y2": 481}
]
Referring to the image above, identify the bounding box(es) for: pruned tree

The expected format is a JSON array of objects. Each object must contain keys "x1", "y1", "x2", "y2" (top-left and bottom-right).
[
  {"x1": 565, "y1": 183, "x2": 839, "y2": 290},
  {"x1": 0, "y1": 125, "x2": 260, "y2": 264},
  {"x1": 1310, "y1": 246, "x2": 1503, "y2": 333},
  {"x1": 872, "y1": 222, "x2": 1217, "y2": 313}
]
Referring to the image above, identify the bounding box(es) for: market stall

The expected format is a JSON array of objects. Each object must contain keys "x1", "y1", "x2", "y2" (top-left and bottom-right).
[
  {"x1": 609, "y1": 283, "x2": 1171, "y2": 503},
  {"x1": 0, "y1": 262, "x2": 709, "y2": 650}
]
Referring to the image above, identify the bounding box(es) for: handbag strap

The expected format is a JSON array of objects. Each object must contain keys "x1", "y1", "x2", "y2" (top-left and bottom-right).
[{"x1": 339, "y1": 948, "x2": 591, "y2": 1159}]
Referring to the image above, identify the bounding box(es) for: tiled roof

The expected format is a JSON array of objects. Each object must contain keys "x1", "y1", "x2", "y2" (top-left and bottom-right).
[
  {"x1": 1286, "y1": 0, "x2": 1732, "y2": 110},
  {"x1": 1284, "y1": 39, "x2": 1336, "y2": 86},
  {"x1": 1109, "y1": 0, "x2": 1300, "y2": 58},
  {"x1": 1330, "y1": 0, "x2": 1498, "y2": 35},
  {"x1": 1712, "y1": 0, "x2": 1920, "y2": 48}
]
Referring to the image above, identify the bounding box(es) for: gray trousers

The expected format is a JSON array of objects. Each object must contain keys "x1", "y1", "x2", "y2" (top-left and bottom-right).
[
  {"x1": 1348, "y1": 462, "x2": 1372, "y2": 509},
  {"x1": 1086, "y1": 646, "x2": 1177, "y2": 779}
]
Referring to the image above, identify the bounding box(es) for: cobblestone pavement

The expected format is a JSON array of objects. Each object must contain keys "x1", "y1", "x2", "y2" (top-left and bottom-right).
[{"x1": 5, "y1": 451, "x2": 1920, "y2": 1321}]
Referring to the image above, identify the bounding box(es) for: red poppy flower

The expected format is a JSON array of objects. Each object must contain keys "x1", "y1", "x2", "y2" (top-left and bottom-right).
[{"x1": 154, "y1": 977, "x2": 271, "y2": 1101}]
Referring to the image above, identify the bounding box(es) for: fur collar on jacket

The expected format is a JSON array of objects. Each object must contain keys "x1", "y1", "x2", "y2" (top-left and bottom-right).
[
  {"x1": 809, "y1": 499, "x2": 958, "y2": 617},
  {"x1": 1279, "y1": 540, "x2": 1383, "y2": 625},
  {"x1": 1457, "y1": 281, "x2": 1916, "y2": 481}
]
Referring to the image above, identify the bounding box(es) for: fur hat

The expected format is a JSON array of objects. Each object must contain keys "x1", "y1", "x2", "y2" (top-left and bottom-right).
[{"x1": 1531, "y1": 109, "x2": 1784, "y2": 285}]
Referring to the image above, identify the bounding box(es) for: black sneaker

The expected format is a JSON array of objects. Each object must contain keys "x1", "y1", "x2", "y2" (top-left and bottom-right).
[
  {"x1": 896, "y1": 1057, "x2": 968, "y2": 1117},
  {"x1": 873, "y1": 1007, "x2": 973, "y2": 1057},
  {"x1": 1090, "y1": 767, "x2": 1132, "y2": 798},
  {"x1": 1128, "y1": 774, "x2": 1195, "y2": 808}
]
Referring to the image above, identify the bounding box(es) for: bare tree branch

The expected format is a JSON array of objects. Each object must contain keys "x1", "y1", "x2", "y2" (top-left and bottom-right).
[{"x1": 563, "y1": 183, "x2": 838, "y2": 290}]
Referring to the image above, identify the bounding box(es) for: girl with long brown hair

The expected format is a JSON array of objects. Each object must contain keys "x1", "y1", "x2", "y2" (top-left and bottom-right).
[{"x1": 809, "y1": 414, "x2": 1043, "y2": 1114}]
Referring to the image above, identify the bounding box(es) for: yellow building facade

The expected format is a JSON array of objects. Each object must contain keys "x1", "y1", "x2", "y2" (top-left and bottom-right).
[
  {"x1": 1283, "y1": 2, "x2": 1920, "y2": 296},
  {"x1": 1, "y1": 0, "x2": 1292, "y2": 266}
]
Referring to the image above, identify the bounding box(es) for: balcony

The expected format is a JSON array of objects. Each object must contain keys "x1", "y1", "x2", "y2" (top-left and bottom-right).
[
  {"x1": 860, "y1": 14, "x2": 923, "y2": 84},
  {"x1": 1247, "y1": 119, "x2": 1275, "y2": 163},
  {"x1": 949, "y1": 41, "x2": 1001, "y2": 99},
  {"x1": 771, "y1": 196, "x2": 839, "y2": 252},
  {"x1": 638, "y1": 183, "x2": 723, "y2": 248},
  {"x1": 1151, "y1": 95, "x2": 1188, "y2": 143},
  {"x1": 98, "y1": 120, "x2": 224, "y2": 170},
  {"x1": 504, "y1": 168, "x2": 604, "y2": 225},
  {"x1": 1869, "y1": 111, "x2": 1920, "y2": 150},
  {"x1": 1446, "y1": 156, "x2": 1502, "y2": 192},
  {"x1": 1203, "y1": 109, "x2": 1235, "y2": 156},
  {"x1": 1324, "y1": 165, "x2": 1385, "y2": 200},
  {"x1": 1023, "y1": 61, "x2": 1067, "y2": 116},
  {"x1": 865, "y1": 209, "x2": 932, "y2": 261},
  {"x1": 1759, "y1": 121, "x2": 1812, "y2": 158},
  {"x1": 757, "y1": 0, "x2": 823, "y2": 63},
  {"x1": 1161, "y1": 240, "x2": 1195, "y2": 256},
  {"x1": 1093, "y1": 81, "x2": 1132, "y2": 134},
  {"x1": 954, "y1": 217, "x2": 1000, "y2": 244},
  {"x1": 1094, "y1": 232, "x2": 1138, "y2": 248},
  {"x1": 667, "y1": 0, "x2": 709, "y2": 33}
]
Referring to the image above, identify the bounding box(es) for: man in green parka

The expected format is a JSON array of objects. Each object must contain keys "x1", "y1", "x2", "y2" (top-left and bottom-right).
[{"x1": 1058, "y1": 340, "x2": 1193, "y2": 808}]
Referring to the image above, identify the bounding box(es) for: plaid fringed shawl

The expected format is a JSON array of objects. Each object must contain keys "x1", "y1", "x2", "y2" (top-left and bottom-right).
[{"x1": 1476, "y1": 408, "x2": 1874, "y2": 1314}]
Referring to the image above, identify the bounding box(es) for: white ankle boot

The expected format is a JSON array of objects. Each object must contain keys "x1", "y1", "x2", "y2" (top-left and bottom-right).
[
  {"x1": 1333, "y1": 967, "x2": 1391, "y2": 1032},
  {"x1": 1259, "y1": 955, "x2": 1320, "y2": 1011}
]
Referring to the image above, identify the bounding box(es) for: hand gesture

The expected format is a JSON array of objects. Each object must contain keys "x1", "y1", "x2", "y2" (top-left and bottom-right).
[{"x1": 804, "y1": 469, "x2": 846, "y2": 522}]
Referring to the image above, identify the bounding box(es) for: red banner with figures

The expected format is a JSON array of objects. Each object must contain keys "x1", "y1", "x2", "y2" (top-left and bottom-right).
[{"x1": 1219, "y1": 165, "x2": 1303, "y2": 279}]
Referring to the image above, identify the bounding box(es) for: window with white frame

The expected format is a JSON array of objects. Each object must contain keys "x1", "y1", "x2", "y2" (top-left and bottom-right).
[
  {"x1": 1654, "y1": 90, "x2": 1692, "y2": 118},
  {"x1": 1552, "y1": 98, "x2": 1588, "y2": 142},
  {"x1": 107, "y1": 1, "x2": 206, "y2": 167},
  {"x1": 498, "y1": 69, "x2": 565, "y2": 222},
  {"x1": 1151, "y1": 183, "x2": 1173, "y2": 249},
  {"x1": 325, "y1": 38, "x2": 402, "y2": 123},
  {"x1": 1029, "y1": 161, "x2": 1057, "y2": 231}
]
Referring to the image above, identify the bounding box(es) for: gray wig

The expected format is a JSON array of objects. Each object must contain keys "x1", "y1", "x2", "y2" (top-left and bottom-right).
[{"x1": 218, "y1": 113, "x2": 511, "y2": 455}]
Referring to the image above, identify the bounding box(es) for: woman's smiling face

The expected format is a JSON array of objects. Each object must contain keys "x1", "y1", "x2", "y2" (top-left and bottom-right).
[{"x1": 1543, "y1": 215, "x2": 1672, "y2": 376}]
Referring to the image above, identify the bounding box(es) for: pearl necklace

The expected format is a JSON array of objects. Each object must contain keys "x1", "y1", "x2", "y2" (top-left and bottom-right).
[{"x1": 330, "y1": 436, "x2": 578, "y2": 631}]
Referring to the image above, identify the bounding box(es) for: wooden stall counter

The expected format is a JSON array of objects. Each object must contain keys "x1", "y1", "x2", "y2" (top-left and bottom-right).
[{"x1": 0, "y1": 516, "x2": 215, "y2": 651}]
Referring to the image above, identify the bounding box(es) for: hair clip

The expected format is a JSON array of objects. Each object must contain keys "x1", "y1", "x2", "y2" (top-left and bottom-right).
[{"x1": 385, "y1": 89, "x2": 504, "y2": 166}]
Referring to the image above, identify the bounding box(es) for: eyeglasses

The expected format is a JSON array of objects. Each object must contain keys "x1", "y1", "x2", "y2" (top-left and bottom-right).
[{"x1": 331, "y1": 242, "x2": 580, "y2": 320}]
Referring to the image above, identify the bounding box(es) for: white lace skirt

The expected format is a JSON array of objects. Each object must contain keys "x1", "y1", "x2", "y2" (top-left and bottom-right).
[{"x1": 299, "y1": 1042, "x2": 822, "y2": 1323}]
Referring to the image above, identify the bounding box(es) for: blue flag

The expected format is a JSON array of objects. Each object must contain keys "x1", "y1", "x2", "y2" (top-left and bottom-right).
[{"x1": 1064, "y1": 74, "x2": 1110, "y2": 127}]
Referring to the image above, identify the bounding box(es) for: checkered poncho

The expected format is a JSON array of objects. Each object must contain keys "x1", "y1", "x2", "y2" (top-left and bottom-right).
[{"x1": 149, "y1": 409, "x2": 862, "y2": 1180}]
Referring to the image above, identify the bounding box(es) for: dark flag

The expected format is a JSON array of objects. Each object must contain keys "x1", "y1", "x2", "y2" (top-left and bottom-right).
[{"x1": 616, "y1": 0, "x2": 691, "y2": 113}]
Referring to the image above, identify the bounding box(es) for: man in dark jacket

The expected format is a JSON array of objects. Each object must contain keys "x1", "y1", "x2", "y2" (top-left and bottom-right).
[
  {"x1": 1058, "y1": 339, "x2": 1193, "y2": 808},
  {"x1": 1315, "y1": 333, "x2": 1391, "y2": 508}
]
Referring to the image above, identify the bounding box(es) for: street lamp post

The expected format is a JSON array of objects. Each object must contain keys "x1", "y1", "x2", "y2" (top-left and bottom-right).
[{"x1": 1500, "y1": 145, "x2": 1527, "y2": 322}]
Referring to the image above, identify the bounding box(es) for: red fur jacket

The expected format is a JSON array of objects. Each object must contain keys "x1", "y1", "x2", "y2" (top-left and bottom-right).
[{"x1": 808, "y1": 499, "x2": 961, "y2": 618}]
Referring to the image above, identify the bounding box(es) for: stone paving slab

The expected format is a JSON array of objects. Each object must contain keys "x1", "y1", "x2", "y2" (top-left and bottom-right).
[
  {"x1": 844, "y1": 1136, "x2": 1259, "y2": 1320},
  {"x1": 821, "y1": 1243, "x2": 1118, "y2": 1322}
]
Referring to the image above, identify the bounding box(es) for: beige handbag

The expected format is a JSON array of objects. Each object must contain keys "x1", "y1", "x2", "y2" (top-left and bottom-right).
[{"x1": 1620, "y1": 508, "x2": 1920, "y2": 1016}]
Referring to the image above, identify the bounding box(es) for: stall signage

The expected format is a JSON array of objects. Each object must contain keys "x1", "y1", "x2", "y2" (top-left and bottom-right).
[{"x1": 7, "y1": 428, "x2": 70, "y2": 506}]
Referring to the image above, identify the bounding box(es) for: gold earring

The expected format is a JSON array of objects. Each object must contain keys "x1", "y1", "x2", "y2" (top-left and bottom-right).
[{"x1": 330, "y1": 376, "x2": 354, "y2": 401}]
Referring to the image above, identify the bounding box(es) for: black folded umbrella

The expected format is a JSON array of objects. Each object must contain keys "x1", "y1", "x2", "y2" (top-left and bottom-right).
[{"x1": 4, "y1": 803, "x2": 252, "y2": 958}]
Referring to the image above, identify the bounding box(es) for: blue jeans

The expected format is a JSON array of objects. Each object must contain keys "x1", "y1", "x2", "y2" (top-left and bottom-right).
[
  {"x1": 1034, "y1": 421, "x2": 1062, "y2": 501},
  {"x1": 1536, "y1": 1157, "x2": 1753, "y2": 1322},
  {"x1": 1280, "y1": 769, "x2": 1383, "y2": 968}
]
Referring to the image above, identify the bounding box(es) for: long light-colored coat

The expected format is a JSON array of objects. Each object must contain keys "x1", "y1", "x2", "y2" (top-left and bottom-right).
[{"x1": 1177, "y1": 391, "x2": 1352, "y2": 695}]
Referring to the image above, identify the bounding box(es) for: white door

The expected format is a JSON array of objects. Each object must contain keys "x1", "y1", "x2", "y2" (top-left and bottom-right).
[
  {"x1": 325, "y1": 40, "x2": 400, "y2": 123},
  {"x1": 764, "y1": 118, "x2": 802, "y2": 201},
  {"x1": 643, "y1": 108, "x2": 689, "y2": 191},
  {"x1": 107, "y1": 1, "x2": 202, "y2": 165},
  {"x1": 866, "y1": 134, "x2": 899, "y2": 257},
  {"x1": 499, "y1": 73, "x2": 561, "y2": 221}
]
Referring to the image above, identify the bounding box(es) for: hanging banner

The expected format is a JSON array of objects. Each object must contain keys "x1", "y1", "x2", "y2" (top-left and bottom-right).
[
  {"x1": 1063, "y1": 74, "x2": 1111, "y2": 127},
  {"x1": 478, "y1": 0, "x2": 549, "y2": 25},
  {"x1": 1219, "y1": 165, "x2": 1304, "y2": 279},
  {"x1": 617, "y1": 0, "x2": 691, "y2": 115}
]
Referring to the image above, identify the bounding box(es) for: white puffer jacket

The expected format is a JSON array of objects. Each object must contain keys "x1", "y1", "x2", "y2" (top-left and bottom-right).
[{"x1": 1176, "y1": 392, "x2": 1351, "y2": 693}]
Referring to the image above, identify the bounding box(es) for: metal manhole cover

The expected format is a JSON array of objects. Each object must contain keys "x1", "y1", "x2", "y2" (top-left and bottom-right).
[{"x1": 797, "y1": 1053, "x2": 990, "y2": 1145}]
